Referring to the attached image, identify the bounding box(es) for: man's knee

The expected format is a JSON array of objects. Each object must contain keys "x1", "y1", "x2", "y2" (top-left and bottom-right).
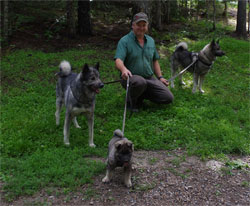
[
  {"x1": 164, "y1": 92, "x2": 174, "y2": 104},
  {"x1": 154, "y1": 89, "x2": 174, "y2": 104},
  {"x1": 130, "y1": 75, "x2": 147, "y2": 90}
]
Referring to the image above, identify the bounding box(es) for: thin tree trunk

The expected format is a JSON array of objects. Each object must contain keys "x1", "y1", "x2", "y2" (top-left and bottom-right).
[
  {"x1": 196, "y1": 0, "x2": 200, "y2": 21},
  {"x1": 212, "y1": 0, "x2": 216, "y2": 31},
  {"x1": 78, "y1": 0, "x2": 92, "y2": 35},
  {"x1": 222, "y1": 0, "x2": 228, "y2": 24},
  {"x1": 206, "y1": 0, "x2": 209, "y2": 20},
  {"x1": 248, "y1": 0, "x2": 250, "y2": 34},
  {"x1": 156, "y1": 0, "x2": 162, "y2": 31},
  {"x1": 2, "y1": 0, "x2": 9, "y2": 41},
  {"x1": 67, "y1": 0, "x2": 76, "y2": 38},
  {"x1": 167, "y1": 0, "x2": 170, "y2": 23},
  {"x1": 222, "y1": 0, "x2": 228, "y2": 17}
]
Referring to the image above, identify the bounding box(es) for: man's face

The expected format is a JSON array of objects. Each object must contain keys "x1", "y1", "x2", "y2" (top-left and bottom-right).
[{"x1": 132, "y1": 21, "x2": 148, "y2": 37}]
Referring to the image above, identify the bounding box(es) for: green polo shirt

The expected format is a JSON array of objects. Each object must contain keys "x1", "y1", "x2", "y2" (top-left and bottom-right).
[{"x1": 114, "y1": 31, "x2": 160, "y2": 78}]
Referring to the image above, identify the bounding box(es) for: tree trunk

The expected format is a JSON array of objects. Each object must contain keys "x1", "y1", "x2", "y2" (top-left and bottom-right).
[
  {"x1": 1, "y1": 0, "x2": 9, "y2": 43},
  {"x1": 212, "y1": 0, "x2": 216, "y2": 31},
  {"x1": 196, "y1": 0, "x2": 200, "y2": 21},
  {"x1": 205, "y1": 0, "x2": 209, "y2": 20},
  {"x1": 167, "y1": 0, "x2": 170, "y2": 23},
  {"x1": 222, "y1": 0, "x2": 228, "y2": 17},
  {"x1": 156, "y1": 0, "x2": 162, "y2": 31},
  {"x1": 236, "y1": 0, "x2": 247, "y2": 38},
  {"x1": 78, "y1": 0, "x2": 92, "y2": 35},
  {"x1": 67, "y1": 0, "x2": 76, "y2": 38},
  {"x1": 248, "y1": 0, "x2": 250, "y2": 34},
  {"x1": 222, "y1": 0, "x2": 228, "y2": 24}
]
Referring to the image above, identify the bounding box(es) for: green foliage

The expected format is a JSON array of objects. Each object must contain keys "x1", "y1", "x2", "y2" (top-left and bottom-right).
[{"x1": 1, "y1": 37, "x2": 249, "y2": 200}]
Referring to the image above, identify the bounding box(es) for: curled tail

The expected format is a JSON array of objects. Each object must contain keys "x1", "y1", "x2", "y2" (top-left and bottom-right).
[
  {"x1": 113, "y1": 129, "x2": 124, "y2": 138},
  {"x1": 175, "y1": 42, "x2": 188, "y2": 52},
  {"x1": 57, "y1": 60, "x2": 71, "y2": 77}
]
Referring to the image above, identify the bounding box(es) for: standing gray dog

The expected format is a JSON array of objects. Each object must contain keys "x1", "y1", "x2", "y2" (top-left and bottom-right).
[
  {"x1": 102, "y1": 129, "x2": 134, "y2": 187},
  {"x1": 170, "y1": 39, "x2": 225, "y2": 93},
  {"x1": 55, "y1": 60, "x2": 104, "y2": 147}
]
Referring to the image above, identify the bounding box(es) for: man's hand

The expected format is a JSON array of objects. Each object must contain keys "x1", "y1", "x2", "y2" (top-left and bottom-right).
[
  {"x1": 121, "y1": 69, "x2": 132, "y2": 80},
  {"x1": 115, "y1": 58, "x2": 132, "y2": 80},
  {"x1": 160, "y1": 77, "x2": 169, "y2": 86}
]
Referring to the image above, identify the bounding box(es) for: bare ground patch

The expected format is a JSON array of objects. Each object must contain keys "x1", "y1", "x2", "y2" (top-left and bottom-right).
[{"x1": 1, "y1": 150, "x2": 249, "y2": 206}]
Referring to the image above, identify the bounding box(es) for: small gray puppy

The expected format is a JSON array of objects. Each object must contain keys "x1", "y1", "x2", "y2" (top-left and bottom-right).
[{"x1": 102, "y1": 129, "x2": 134, "y2": 187}]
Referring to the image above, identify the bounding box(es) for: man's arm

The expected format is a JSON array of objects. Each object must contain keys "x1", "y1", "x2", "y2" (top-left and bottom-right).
[
  {"x1": 115, "y1": 58, "x2": 132, "y2": 80},
  {"x1": 153, "y1": 60, "x2": 169, "y2": 86}
]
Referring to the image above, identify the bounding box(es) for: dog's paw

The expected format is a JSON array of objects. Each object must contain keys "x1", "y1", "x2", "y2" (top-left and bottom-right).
[
  {"x1": 64, "y1": 142, "x2": 70, "y2": 146},
  {"x1": 125, "y1": 180, "x2": 132, "y2": 188},
  {"x1": 75, "y1": 125, "x2": 81, "y2": 129},
  {"x1": 89, "y1": 143, "x2": 96, "y2": 148},
  {"x1": 56, "y1": 119, "x2": 60, "y2": 126},
  {"x1": 199, "y1": 89, "x2": 205, "y2": 93},
  {"x1": 180, "y1": 81, "x2": 186, "y2": 86},
  {"x1": 102, "y1": 176, "x2": 110, "y2": 183}
]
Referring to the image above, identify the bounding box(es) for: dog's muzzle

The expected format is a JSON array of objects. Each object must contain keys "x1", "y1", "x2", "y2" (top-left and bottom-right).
[
  {"x1": 91, "y1": 82, "x2": 104, "y2": 94},
  {"x1": 123, "y1": 161, "x2": 130, "y2": 167}
]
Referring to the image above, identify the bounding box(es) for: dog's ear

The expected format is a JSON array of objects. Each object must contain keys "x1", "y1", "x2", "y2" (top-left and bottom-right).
[
  {"x1": 82, "y1": 63, "x2": 90, "y2": 72},
  {"x1": 115, "y1": 142, "x2": 122, "y2": 150},
  {"x1": 81, "y1": 63, "x2": 90, "y2": 80},
  {"x1": 216, "y1": 39, "x2": 220, "y2": 44},
  {"x1": 211, "y1": 39, "x2": 216, "y2": 46},
  {"x1": 126, "y1": 141, "x2": 134, "y2": 151},
  {"x1": 95, "y1": 62, "x2": 100, "y2": 71}
]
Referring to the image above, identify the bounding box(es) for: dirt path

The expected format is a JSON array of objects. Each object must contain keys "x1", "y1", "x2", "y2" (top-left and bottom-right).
[{"x1": 1, "y1": 150, "x2": 249, "y2": 206}]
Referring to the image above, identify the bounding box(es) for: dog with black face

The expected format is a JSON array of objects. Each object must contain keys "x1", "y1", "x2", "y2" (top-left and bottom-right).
[
  {"x1": 170, "y1": 39, "x2": 225, "y2": 93},
  {"x1": 102, "y1": 129, "x2": 134, "y2": 187},
  {"x1": 55, "y1": 60, "x2": 104, "y2": 147}
]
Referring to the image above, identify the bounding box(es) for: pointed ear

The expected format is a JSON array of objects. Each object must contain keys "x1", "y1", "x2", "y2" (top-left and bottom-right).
[
  {"x1": 211, "y1": 39, "x2": 215, "y2": 46},
  {"x1": 81, "y1": 63, "x2": 90, "y2": 80},
  {"x1": 216, "y1": 39, "x2": 220, "y2": 44},
  {"x1": 82, "y1": 63, "x2": 89, "y2": 72},
  {"x1": 95, "y1": 62, "x2": 100, "y2": 71}
]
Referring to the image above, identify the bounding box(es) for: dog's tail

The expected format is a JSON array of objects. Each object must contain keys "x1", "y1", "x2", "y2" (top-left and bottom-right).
[
  {"x1": 56, "y1": 60, "x2": 72, "y2": 77},
  {"x1": 175, "y1": 42, "x2": 188, "y2": 52},
  {"x1": 114, "y1": 129, "x2": 124, "y2": 138}
]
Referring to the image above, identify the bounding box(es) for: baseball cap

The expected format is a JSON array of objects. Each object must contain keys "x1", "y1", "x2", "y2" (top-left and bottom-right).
[{"x1": 133, "y1": 12, "x2": 148, "y2": 24}]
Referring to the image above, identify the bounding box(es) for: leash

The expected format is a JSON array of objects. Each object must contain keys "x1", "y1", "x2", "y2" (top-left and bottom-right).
[
  {"x1": 104, "y1": 76, "x2": 130, "y2": 136},
  {"x1": 104, "y1": 79, "x2": 122, "y2": 84},
  {"x1": 167, "y1": 58, "x2": 198, "y2": 82},
  {"x1": 122, "y1": 76, "x2": 129, "y2": 135}
]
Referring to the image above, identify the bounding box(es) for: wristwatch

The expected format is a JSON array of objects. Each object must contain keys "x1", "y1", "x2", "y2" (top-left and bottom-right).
[{"x1": 158, "y1": 76, "x2": 163, "y2": 80}]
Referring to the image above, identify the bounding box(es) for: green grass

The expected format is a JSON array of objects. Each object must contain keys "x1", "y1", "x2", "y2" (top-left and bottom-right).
[{"x1": 1, "y1": 36, "x2": 249, "y2": 201}]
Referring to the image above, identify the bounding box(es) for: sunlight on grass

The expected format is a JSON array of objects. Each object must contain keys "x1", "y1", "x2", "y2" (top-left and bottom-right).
[{"x1": 1, "y1": 37, "x2": 249, "y2": 201}]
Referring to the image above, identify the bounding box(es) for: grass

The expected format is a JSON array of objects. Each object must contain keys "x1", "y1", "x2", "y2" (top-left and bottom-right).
[{"x1": 1, "y1": 33, "x2": 250, "y2": 201}]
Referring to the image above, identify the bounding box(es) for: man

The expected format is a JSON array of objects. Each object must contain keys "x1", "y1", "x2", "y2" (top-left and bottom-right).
[{"x1": 114, "y1": 12, "x2": 174, "y2": 112}]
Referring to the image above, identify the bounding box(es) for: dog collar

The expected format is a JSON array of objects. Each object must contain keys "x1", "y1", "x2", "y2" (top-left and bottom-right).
[
  {"x1": 198, "y1": 54, "x2": 213, "y2": 67},
  {"x1": 70, "y1": 83, "x2": 86, "y2": 104}
]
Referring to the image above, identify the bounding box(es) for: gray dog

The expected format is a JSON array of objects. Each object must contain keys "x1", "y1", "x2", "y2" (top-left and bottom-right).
[
  {"x1": 170, "y1": 40, "x2": 225, "y2": 93},
  {"x1": 102, "y1": 129, "x2": 134, "y2": 187},
  {"x1": 55, "y1": 60, "x2": 104, "y2": 147}
]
